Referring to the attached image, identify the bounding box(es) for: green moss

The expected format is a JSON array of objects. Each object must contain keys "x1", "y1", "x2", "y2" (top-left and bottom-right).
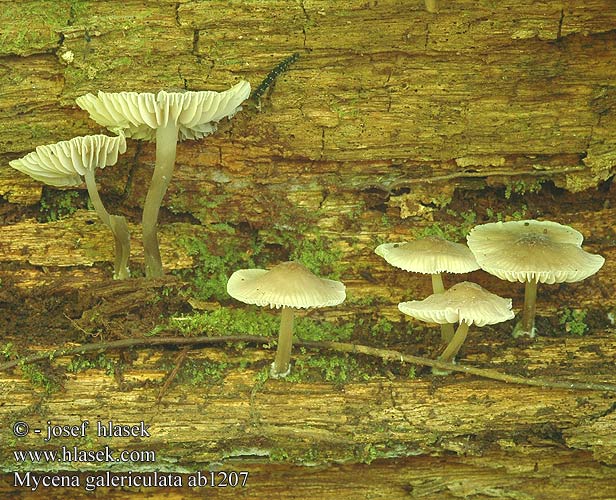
[
  {"x1": 163, "y1": 307, "x2": 354, "y2": 343},
  {"x1": 167, "y1": 308, "x2": 277, "y2": 337},
  {"x1": 171, "y1": 359, "x2": 229, "y2": 386},
  {"x1": 430, "y1": 193, "x2": 454, "y2": 209},
  {"x1": 175, "y1": 232, "x2": 262, "y2": 302},
  {"x1": 485, "y1": 205, "x2": 528, "y2": 222},
  {"x1": 346, "y1": 295, "x2": 379, "y2": 307},
  {"x1": 354, "y1": 441, "x2": 422, "y2": 464},
  {"x1": 289, "y1": 235, "x2": 346, "y2": 279},
  {"x1": 559, "y1": 308, "x2": 588, "y2": 336},
  {"x1": 294, "y1": 316, "x2": 353, "y2": 342},
  {"x1": 38, "y1": 189, "x2": 83, "y2": 222},
  {"x1": 297, "y1": 447, "x2": 321, "y2": 465},
  {"x1": 373, "y1": 318, "x2": 395, "y2": 337},
  {"x1": 18, "y1": 362, "x2": 60, "y2": 394},
  {"x1": 168, "y1": 192, "x2": 232, "y2": 223},
  {"x1": 380, "y1": 214, "x2": 393, "y2": 228},
  {"x1": 176, "y1": 223, "x2": 346, "y2": 302},
  {"x1": 149, "y1": 307, "x2": 366, "y2": 384},
  {"x1": 0, "y1": 342, "x2": 15, "y2": 359},
  {"x1": 0, "y1": 1, "x2": 69, "y2": 56},
  {"x1": 66, "y1": 353, "x2": 115, "y2": 375},
  {"x1": 268, "y1": 448, "x2": 290, "y2": 462},
  {"x1": 68, "y1": 0, "x2": 89, "y2": 20},
  {"x1": 504, "y1": 179, "x2": 544, "y2": 200},
  {"x1": 63, "y1": 65, "x2": 92, "y2": 89},
  {"x1": 10, "y1": 122, "x2": 50, "y2": 142},
  {"x1": 285, "y1": 354, "x2": 373, "y2": 385},
  {"x1": 416, "y1": 209, "x2": 477, "y2": 241}
]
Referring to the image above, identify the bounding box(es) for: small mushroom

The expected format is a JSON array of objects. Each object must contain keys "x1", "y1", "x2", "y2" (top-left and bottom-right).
[
  {"x1": 227, "y1": 261, "x2": 346, "y2": 378},
  {"x1": 398, "y1": 281, "x2": 514, "y2": 366},
  {"x1": 375, "y1": 236, "x2": 480, "y2": 342},
  {"x1": 467, "y1": 220, "x2": 605, "y2": 337},
  {"x1": 9, "y1": 134, "x2": 130, "y2": 279},
  {"x1": 76, "y1": 81, "x2": 251, "y2": 278}
]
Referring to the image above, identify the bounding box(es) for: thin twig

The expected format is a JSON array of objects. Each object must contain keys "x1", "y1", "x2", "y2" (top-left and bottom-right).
[
  {"x1": 300, "y1": 340, "x2": 616, "y2": 392},
  {"x1": 64, "y1": 313, "x2": 99, "y2": 338},
  {"x1": 156, "y1": 346, "x2": 190, "y2": 403},
  {"x1": 0, "y1": 335, "x2": 614, "y2": 393}
]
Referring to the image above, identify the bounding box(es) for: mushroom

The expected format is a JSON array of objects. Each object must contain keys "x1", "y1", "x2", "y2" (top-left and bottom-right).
[
  {"x1": 466, "y1": 220, "x2": 605, "y2": 338},
  {"x1": 9, "y1": 134, "x2": 130, "y2": 279},
  {"x1": 76, "y1": 81, "x2": 251, "y2": 278},
  {"x1": 398, "y1": 281, "x2": 514, "y2": 365},
  {"x1": 227, "y1": 261, "x2": 346, "y2": 378},
  {"x1": 375, "y1": 236, "x2": 480, "y2": 342}
]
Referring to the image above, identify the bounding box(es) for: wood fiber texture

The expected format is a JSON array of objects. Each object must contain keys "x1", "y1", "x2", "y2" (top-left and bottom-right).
[{"x1": 0, "y1": 1, "x2": 615, "y2": 498}]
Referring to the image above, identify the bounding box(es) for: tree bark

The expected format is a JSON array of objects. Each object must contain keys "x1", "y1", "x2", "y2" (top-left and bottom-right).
[{"x1": 1, "y1": 0, "x2": 616, "y2": 497}]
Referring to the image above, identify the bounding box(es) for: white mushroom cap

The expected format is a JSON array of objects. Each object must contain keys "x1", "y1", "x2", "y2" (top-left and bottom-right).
[
  {"x1": 375, "y1": 236, "x2": 480, "y2": 274},
  {"x1": 75, "y1": 81, "x2": 251, "y2": 141},
  {"x1": 227, "y1": 261, "x2": 346, "y2": 309},
  {"x1": 398, "y1": 281, "x2": 514, "y2": 327},
  {"x1": 9, "y1": 134, "x2": 127, "y2": 187},
  {"x1": 466, "y1": 220, "x2": 605, "y2": 284}
]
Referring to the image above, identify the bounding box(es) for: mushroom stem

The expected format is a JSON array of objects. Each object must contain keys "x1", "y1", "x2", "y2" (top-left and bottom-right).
[
  {"x1": 84, "y1": 169, "x2": 111, "y2": 227},
  {"x1": 142, "y1": 121, "x2": 179, "y2": 278},
  {"x1": 430, "y1": 273, "x2": 445, "y2": 294},
  {"x1": 438, "y1": 322, "x2": 470, "y2": 363},
  {"x1": 109, "y1": 215, "x2": 131, "y2": 280},
  {"x1": 513, "y1": 278, "x2": 538, "y2": 338},
  {"x1": 83, "y1": 170, "x2": 131, "y2": 280},
  {"x1": 271, "y1": 306, "x2": 295, "y2": 378},
  {"x1": 431, "y1": 273, "x2": 455, "y2": 343}
]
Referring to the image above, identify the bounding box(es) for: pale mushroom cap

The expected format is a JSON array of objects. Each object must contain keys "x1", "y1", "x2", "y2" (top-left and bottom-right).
[
  {"x1": 227, "y1": 261, "x2": 346, "y2": 309},
  {"x1": 375, "y1": 236, "x2": 480, "y2": 274},
  {"x1": 398, "y1": 281, "x2": 514, "y2": 327},
  {"x1": 76, "y1": 80, "x2": 251, "y2": 141},
  {"x1": 9, "y1": 134, "x2": 127, "y2": 187},
  {"x1": 466, "y1": 220, "x2": 605, "y2": 284}
]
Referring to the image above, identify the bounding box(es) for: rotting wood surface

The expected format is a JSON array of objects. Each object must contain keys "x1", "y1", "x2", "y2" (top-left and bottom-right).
[
  {"x1": 1, "y1": 2, "x2": 615, "y2": 296},
  {"x1": 1, "y1": 333, "x2": 616, "y2": 486},
  {"x1": 1, "y1": 1, "x2": 616, "y2": 498},
  {"x1": 1, "y1": 449, "x2": 616, "y2": 499}
]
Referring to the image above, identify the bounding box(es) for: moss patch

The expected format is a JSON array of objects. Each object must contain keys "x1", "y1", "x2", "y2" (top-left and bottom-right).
[
  {"x1": 285, "y1": 353, "x2": 373, "y2": 385},
  {"x1": 0, "y1": 1, "x2": 70, "y2": 56},
  {"x1": 174, "y1": 229, "x2": 262, "y2": 302},
  {"x1": 38, "y1": 188, "x2": 86, "y2": 222},
  {"x1": 174, "y1": 223, "x2": 348, "y2": 303},
  {"x1": 171, "y1": 358, "x2": 230, "y2": 386},
  {"x1": 158, "y1": 307, "x2": 354, "y2": 343},
  {"x1": 66, "y1": 353, "x2": 116, "y2": 375},
  {"x1": 558, "y1": 308, "x2": 589, "y2": 336}
]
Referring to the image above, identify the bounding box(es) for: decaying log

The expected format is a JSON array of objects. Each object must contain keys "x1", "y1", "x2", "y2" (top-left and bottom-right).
[
  {"x1": 1, "y1": 449, "x2": 616, "y2": 499},
  {"x1": 1, "y1": 332, "x2": 616, "y2": 470},
  {"x1": 1, "y1": 0, "x2": 616, "y2": 497}
]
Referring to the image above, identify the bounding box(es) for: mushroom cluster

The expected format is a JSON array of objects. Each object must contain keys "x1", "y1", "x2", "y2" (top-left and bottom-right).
[
  {"x1": 375, "y1": 234, "x2": 512, "y2": 371},
  {"x1": 374, "y1": 219, "x2": 604, "y2": 369},
  {"x1": 376, "y1": 236, "x2": 480, "y2": 342},
  {"x1": 9, "y1": 81, "x2": 250, "y2": 280},
  {"x1": 76, "y1": 82, "x2": 251, "y2": 278},
  {"x1": 7, "y1": 68, "x2": 608, "y2": 383}
]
